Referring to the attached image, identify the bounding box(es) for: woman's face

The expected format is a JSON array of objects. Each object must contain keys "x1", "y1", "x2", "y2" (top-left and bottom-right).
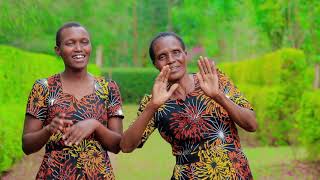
[
  {"x1": 55, "y1": 27, "x2": 91, "y2": 70},
  {"x1": 153, "y1": 36, "x2": 187, "y2": 82}
]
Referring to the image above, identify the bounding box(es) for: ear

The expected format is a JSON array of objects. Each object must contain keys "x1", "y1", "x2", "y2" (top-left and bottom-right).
[{"x1": 54, "y1": 46, "x2": 61, "y2": 57}]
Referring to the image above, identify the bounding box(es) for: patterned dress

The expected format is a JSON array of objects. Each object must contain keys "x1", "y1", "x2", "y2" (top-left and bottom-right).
[
  {"x1": 138, "y1": 71, "x2": 254, "y2": 180},
  {"x1": 26, "y1": 74, "x2": 124, "y2": 180}
]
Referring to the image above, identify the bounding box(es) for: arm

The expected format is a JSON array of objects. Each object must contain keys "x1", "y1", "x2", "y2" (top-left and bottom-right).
[
  {"x1": 22, "y1": 114, "x2": 72, "y2": 155},
  {"x1": 120, "y1": 101, "x2": 159, "y2": 153},
  {"x1": 120, "y1": 66, "x2": 178, "y2": 153},
  {"x1": 197, "y1": 56, "x2": 258, "y2": 132},
  {"x1": 94, "y1": 117, "x2": 123, "y2": 154},
  {"x1": 212, "y1": 92, "x2": 257, "y2": 132},
  {"x1": 22, "y1": 115, "x2": 51, "y2": 155}
]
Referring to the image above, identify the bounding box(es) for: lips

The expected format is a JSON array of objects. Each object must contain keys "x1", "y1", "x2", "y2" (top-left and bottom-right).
[
  {"x1": 71, "y1": 54, "x2": 86, "y2": 62},
  {"x1": 169, "y1": 65, "x2": 180, "y2": 72}
]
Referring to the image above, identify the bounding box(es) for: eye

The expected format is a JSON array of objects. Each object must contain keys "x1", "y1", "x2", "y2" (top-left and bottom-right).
[
  {"x1": 158, "y1": 54, "x2": 166, "y2": 61},
  {"x1": 65, "y1": 41, "x2": 74, "y2": 46},
  {"x1": 173, "y1": 50, "x2": 181, "y2": 55},
  {"x1": 81, "y1": 39, "x2": 90, "y2": 45}
]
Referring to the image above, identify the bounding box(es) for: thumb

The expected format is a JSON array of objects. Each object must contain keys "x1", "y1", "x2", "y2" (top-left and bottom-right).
[{"x1": 168, "y1": 83, "x2": 179, "y2": 95}]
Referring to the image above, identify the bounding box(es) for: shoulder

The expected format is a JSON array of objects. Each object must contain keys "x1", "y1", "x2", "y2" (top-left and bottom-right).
[
  {"x1": 138, "y1": 94, "x2": 152, "y2": 111},
  {"x1": 95, "y1": 77, "x2": 118, "y2": 87}
]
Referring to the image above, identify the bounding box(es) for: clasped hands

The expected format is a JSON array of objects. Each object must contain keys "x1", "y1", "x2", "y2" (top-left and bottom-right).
[{"x1": 45, "y1": 113, "x2": 99, "y2": 146}]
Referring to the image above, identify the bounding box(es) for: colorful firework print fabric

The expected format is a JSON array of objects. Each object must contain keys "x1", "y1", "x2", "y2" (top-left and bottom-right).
[
  {"x1": 26, "y1": 74, "x2": 124, "y2": 180},
  {"x1": 137, "y1": 71, "x2": 254, "y2": 180}
]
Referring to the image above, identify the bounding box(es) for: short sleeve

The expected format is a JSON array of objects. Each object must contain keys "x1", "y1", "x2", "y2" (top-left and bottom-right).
[
  {"x1": 136, "y1": 95, "x2": 157, "y2": 148},
  {"x1": 107, "y1": 81, "x2": 124, "y2": 119},
  {"x1": 26, "y1": 79, "x2": 49, "y2": 121},
  {"x1": 218, "y1": 70, "x2": 254, "y2": 111}
]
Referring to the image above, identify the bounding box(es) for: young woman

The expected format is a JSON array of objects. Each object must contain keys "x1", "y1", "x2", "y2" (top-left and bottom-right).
[
  {"x1": 121, "y1": 32, "x2": 258, "y2": 179},
  {"x1": 22, "y1": 22, "x2": 123, "y2": 179}
]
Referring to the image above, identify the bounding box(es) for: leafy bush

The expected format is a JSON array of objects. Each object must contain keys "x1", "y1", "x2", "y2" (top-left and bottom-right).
[
  {"x1": 296, "y1": 90, "x2": 320, "y2": 160},
  {"x1": 103, "y1": 68, "x2": 158, "y2": 103}
]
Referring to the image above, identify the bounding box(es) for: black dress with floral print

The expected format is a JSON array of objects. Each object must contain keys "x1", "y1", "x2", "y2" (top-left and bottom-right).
[
  {"x1": 138, "y1": 71, "x2": 253, "y2": 180},
  {"x1": 26, "y1": 74, "x2": 124, "y2": 180}
]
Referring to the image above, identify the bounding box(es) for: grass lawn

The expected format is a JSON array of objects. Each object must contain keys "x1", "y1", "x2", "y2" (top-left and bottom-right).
[{"x1": 113, "y1": 104, "x2": 310, "y2": 180}]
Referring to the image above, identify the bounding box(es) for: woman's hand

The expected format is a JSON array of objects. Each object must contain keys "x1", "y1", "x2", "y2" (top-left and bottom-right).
[
  {"x1": 196, "y1": 56, "x2": 220, "y2": 99},
  {"x1": 151, "y1": 65, "x2": 178, "y2": 107},
  {"x1": 62, "y1": 119, "x2": 100, "y2": 146},
  {"x1": 45, "y1": 113, "x2": 73, "y2": 134}
]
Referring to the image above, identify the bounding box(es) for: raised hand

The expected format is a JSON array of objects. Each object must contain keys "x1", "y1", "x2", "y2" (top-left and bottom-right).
[
  {"x1": 196, "y1": 56, "x2": 220, "y2": 98},
  {"x1": 151, "y1": 65, "x2": 179, "y2": 107},
  {"x1": 62, "y1": 119, "x2": 99, "y2": 146},
  {"x1": 45, "y1": 113, "x2": 73, "y2": 134}
]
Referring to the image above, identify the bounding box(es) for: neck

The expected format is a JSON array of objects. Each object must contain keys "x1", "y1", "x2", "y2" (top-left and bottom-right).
[
  {"x1": 62, "y1": 67, "x2": 89, "y2": 81},
  {"x1": 170, "y1": 73, "x2": 194, "y2": 94}
]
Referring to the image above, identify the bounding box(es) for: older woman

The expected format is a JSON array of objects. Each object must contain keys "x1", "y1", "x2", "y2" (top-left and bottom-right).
[
  {"x1": 121, "y1": 32, "x2": 257, "y2": 179},
  {"x1": 22, "y1": 22, "x2": 123, "y2": 179}
]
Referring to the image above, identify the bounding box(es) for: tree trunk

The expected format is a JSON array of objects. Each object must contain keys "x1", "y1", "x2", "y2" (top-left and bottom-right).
[
  {"x1": 314, "y1": 63, "x2": 320, "y2": 89},
  {"x1": 95, "y1": 45, "x2": 103, "y2": 68}
]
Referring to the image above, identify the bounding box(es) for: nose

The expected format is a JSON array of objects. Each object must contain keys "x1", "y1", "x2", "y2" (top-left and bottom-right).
[
  {"x1": 74, "y1": 42, "x2": 82, "y2": 51},
  {"x1": 167, "y1": 54, "x2": 176, "y2": 64}
]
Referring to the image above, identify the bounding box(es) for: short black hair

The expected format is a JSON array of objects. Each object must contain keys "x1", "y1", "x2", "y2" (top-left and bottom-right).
[
  {"x1": 149, "y1": 32, "x2": 186, "y2": 64},
  {"x1": 55, "y1": 22, "x2": 85, "y2": 47}
]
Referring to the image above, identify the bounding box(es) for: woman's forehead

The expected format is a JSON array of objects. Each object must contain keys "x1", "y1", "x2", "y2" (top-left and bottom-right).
[
  {"x1": 153, "y1": 36, "x2": 182, "y2": 51},
  {"x1": 60, "y1": 27, "x2": 89, "y2": 40}
]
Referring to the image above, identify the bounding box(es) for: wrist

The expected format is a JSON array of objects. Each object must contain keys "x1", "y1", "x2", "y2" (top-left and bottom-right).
[
  {"x1": 44, "y1": 125, "x2": 52, "y2": 135},
  {"x1": 211, "y1": 91, "x2": 226, "y2": 102},
  {"x1": 147, "y1": 101, "x2": 161, "y2": 111}
]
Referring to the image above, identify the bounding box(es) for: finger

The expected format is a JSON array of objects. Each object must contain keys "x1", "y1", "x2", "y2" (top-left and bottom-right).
[
  {"x1": 198, "y1": 59, "x2": 205, "y2": 76},
  {"x1": 155, "y1": 68, "x2": 164, "y2": 82},
  {"x1": 200, "y1": 56, "x2": 208, "y2": 74},
  {"x1": 164, "y1": 67, "x2": 171, "y2": 83},
  {"x1": 161, "y1": 65, "x2": 169, "y2": 82},
  {"x1": 168, "y1": 83, "x2": 179, "y2": 95},
  {"x1": 75, "y1": 134, "x2": 86, "y2": 145},
  {"x1": 62, "y1": 119, "x2": 73, "y2": 126},
  {"x1": 58, "y1": 113, "x2": 66, "y2": 119},
  {"x1": 58, "y1": 119, "x2": 65, "y2": 131},
  {"x1": 67, "y1": 130, "x2": 82, "y2": 146},
  {"x1": 63, "y1": 125, "x2": 74, "y2": 140},
  {"x1": 204, "y1": 57, "x2": 212, "y2": 74},
  {"x1": 211, "y1": 61, "x2": 217, "y2": 75}
]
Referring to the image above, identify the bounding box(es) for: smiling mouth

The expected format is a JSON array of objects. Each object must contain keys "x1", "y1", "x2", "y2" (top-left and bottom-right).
[
  {"x1": 72, "y1": 54, "x2": 86, "y2": 61},
  {"x1": 169, "y1": 66, "x2": 180, "y2": 72}
]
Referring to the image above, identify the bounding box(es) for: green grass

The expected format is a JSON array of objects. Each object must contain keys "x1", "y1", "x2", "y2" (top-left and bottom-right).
[{"x1": 114, "y1": 104, "x2": 309, "y2": 180}]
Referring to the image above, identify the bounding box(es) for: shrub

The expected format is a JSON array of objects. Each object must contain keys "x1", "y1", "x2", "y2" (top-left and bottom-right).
[
  {"x1": 103, "y1": 68, "x2": 158, "y2": 103},
  {"x1": 296, "y1": 90, "x2": 320, "y2": 160}
]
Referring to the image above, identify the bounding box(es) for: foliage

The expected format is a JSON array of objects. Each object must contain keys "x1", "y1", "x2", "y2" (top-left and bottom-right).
[
  {"x1": 0, "y1": 104, "x2": 25, "y2": 174},
  {"x1": 103, "y1": 68, "x2": 158, "y2": 103},
  {"x1": 296, "y1": 90, "x2": 320, "y2": 160}
]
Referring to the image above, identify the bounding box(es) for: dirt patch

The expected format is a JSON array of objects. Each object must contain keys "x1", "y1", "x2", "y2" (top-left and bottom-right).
[{"x1": 1, "y1": 149, "x2": 44, "y2": 180}]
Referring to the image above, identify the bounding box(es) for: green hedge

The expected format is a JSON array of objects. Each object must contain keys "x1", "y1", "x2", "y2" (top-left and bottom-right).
[
  {"x1": 296, "y1": 90, "x2": 320, "y2": 160},
  {"x1": 103, "y1": 68, "x2": 158, "y2": 103},
  {"x1": 0, "y1": 45, "x2": 101, "y2": 174}
]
